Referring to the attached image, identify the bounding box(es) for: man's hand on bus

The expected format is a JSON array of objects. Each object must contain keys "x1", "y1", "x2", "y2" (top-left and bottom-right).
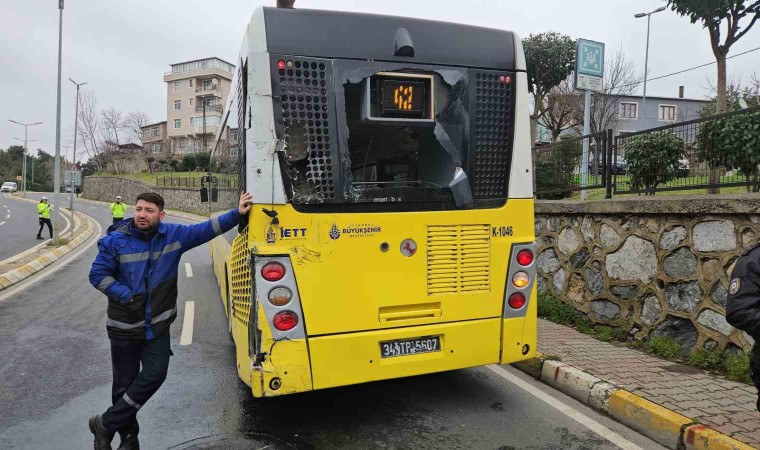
[{"x1": 238, "y1": 192, "x2": 253, "y2": 215}]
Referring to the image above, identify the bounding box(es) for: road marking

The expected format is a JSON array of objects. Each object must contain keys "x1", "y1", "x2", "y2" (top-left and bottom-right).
[
  {"x1": 0, "y1": 215, "x2": 102, "y2": 304},
  {"x1": 180, "y1": 301, "x2": 195, "y2": 346},
  {"x1": 185, "y1": 263, "x2": 193, "y2": 278},
  {"x1": 0, "y1": 221, "x2": 5, "y2": 226},
  {"x1": 486, "y1": 365, "x2": 643, "y2": 450}
]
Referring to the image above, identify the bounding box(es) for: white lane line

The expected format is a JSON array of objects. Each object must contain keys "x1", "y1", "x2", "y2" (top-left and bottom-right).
[
  {"x1": 6, "y1": 214, "x2": 10, "y2": 219},
  {"x1": 486, "y1": 365, "x2": 642, "y2": 450},
  {"x1": 185, "y1": 263, "x2": 193, "y2": 278},
  {"x1": 180, "y1": 301, "x2": 195, "y2": 346},
  {"x1": 0, "y1": 221, "x2": 5, "y2": 226}
]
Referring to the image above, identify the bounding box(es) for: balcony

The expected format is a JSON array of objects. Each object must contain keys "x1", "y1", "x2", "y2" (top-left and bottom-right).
[
  {"x1": 192, "y1": 124, "x2": 220, "y2": 135},
  {"x1": 195, "y1": 105, "x2": 223, "y2": 113},
  {"x1": 196, "y1": 85, "x2": 218, "y2": 93}
]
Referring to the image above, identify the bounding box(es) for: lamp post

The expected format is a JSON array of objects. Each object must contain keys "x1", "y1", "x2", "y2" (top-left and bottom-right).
[
  {"x1": 634, "y1": 6, "x2": 667, "y2": 128},
  {"x1": 69, "y1": 78, "x2": 86, "y2": 222},
  {"x1": 52, "y1": 0, "x2": 65, "y2": 245},
  {"x1": 8, "y1": 120, "x2": 43, "y2": 196}
]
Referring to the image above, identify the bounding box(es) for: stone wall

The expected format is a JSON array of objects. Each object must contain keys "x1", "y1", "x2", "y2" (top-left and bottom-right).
[
  {"x1": 535, "y1": 195, "x2": 760, "y2": 353},
  {"x1": 82, "y1": 176, "x2": 236, "y2": 216}
]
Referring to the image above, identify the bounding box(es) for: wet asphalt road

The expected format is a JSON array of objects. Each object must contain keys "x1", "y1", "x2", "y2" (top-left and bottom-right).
[
  {"x1": 0, "y1": 193, "x2": 71, "y2": 261},
  {"x1": 0, "y1": 195, "x2": 666, "y2": 450}
]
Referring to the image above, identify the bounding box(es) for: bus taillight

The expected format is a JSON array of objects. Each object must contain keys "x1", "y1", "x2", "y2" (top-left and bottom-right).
[
  {"x1": 269, "y1": 287, "x2": 292, "y2": 306},
  {"x1": 262, "y1": 262, "x2": 286, "y2": 281},
  {"x1": 512, "y1": 272, "x2": 530, "y2": 288},
  {"x1": 273, "y1": 311, "x2": 299, "y2": 331},
  {"x1": 508, "y1": 293, "x2": 526, "y2": 310},
  {"x1": 516, "y1": 250, "x2": 534, "y2": 266}
]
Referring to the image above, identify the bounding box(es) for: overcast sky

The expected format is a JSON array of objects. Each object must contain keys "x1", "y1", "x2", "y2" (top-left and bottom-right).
[{"x1": 1, "y1": 0, "x2": 758, "y2": 159}]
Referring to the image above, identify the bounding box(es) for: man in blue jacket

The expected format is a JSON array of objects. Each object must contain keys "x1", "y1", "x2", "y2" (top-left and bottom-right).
[{"x1": 88, "y1": 191, "x2": 251, "y2": 450}]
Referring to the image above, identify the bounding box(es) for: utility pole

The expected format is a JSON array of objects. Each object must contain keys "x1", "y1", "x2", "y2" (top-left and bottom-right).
[
  {"x1": 52, "y1": 0, "x2": 64, "y2": 245},
  {"x1": 69, "y1": 78, "x2": 86, "y2": 228},
  {"x1": 9, "y1": 120, "x2": 42, "y2": 196}
]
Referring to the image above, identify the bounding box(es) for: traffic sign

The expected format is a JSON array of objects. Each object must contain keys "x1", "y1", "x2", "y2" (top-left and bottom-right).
[
  {"x1": 575, "y1": 39, "x2": 605, "y2": 92},
  {"x1": 64, "y1": 169, "x2": 82, "y2": 186}
]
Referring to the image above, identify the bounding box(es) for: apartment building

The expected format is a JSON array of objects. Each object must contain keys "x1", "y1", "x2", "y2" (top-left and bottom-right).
[
  {"x1": 140, "y1": 121, "x2": 168, "y2": 156},
  {"x1": 162, "y1": 57, "x2": 235, "y2": 156}
]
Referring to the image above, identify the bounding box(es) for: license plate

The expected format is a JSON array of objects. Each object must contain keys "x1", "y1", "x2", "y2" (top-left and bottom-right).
[{"x1": 380, "y1": 336, "x2": 441, "y2": 358}]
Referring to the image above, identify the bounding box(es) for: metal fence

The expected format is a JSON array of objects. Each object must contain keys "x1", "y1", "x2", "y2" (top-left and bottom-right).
[
  {"x1": 534, "y1": 130, "x2": 612, "y2": 198},
  {"x1": 156, "y1": 176, "x2": 237, "y2": 189},
  {"x1": 613, "y1": 106, "x2": 760, "y2": 195},
  {"x1": 533, "y1": 106, "x2": 760, "y2": 198}
]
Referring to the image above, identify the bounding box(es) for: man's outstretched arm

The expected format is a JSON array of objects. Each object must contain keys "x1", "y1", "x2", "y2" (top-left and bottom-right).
[{"x1": 178, "y1": 192, "x2": 252, "y2": 250}]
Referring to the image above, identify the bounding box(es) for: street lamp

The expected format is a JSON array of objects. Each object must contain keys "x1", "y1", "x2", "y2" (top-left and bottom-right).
[
  {"x1": 52, "y1": 0, "x2": 65, "y2": 245},
  {"x1": 8, "y1": 119, "x2": 43, "y2": 196},
  {"x1": 635, "y1": 6, "x2": 667, "y2": 127},
  {"x1": 69, "y1": 78, "x2": 87, "y2": 231}
]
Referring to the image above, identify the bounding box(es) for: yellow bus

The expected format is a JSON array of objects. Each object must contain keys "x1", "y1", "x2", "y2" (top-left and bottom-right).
[{"x1": 208, "y1": 5, "x2": 536, "y2": 397}]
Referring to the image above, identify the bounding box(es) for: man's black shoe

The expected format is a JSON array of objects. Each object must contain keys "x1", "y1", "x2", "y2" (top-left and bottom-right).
[
  {"x1": 117, "y1": 433, "x2": 139, "y2": 450},
  {"x1": 88, "y1": 415, "x2": 114, "y2": 450},
  {"x1": 36, "y1": 235, "x2": 43, "y2": 240}
]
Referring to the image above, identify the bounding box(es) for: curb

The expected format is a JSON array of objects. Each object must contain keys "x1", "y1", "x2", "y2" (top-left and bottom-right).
[
  {"x1": 0, "y1": 208, "x2": 97, "y2": 292},
  {"x1": 512, "y1": 355, "x2": 754, "y2": 450}
]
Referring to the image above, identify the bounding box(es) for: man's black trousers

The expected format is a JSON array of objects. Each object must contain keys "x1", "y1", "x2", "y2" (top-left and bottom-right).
[
  {"x1": 37, "y1": 218, "x2": 52, "y2": 238},
  {"x1": 102, "y1": 335, "x2": 172, "y2": 436}
]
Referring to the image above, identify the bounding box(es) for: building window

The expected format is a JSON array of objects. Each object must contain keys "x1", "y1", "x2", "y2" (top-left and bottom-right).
[
  {"x1": 141, "y1": 129, "x2": 146, "y2": 139},
  {"x1": 178, "y1": 139, "x2": 186, "y2": 150},
  {"x1": 152, "y1": 144, "x2": 161, "y2": 154},
  {"x1": 152, "y1": 127, "x2": 159, "y2": 137},
  {"x1": 174, "y1": 119, "x2": 181, "y2": 129},
  {"x1": 202, "y1": 80, "x2": 213, "y2": 91},
  {"x1": 173, "y1": 81, "x2": 180, "y2": 92},
  {"x1": 620, "y1": 102, "x2": 638, "y2": 119},
  {"x1": 174, "y1": 100, "x2": 182, "y2": 110},
  {"x1": 189, "y1": 79, "x2": 194, "y2": 88},
  {"x1": 189, "y1": 98, "x2": 193, "y2": 106},
  {"x1": 659, "y1": 104, "x2": 677, "y2": 122},
  {"x1": 229, "y1": 130, "x2": 238, "y2": 141}
]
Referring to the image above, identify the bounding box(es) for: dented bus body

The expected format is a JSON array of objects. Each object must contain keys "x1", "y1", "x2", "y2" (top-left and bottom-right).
[{"x1": 209, "y1": 6, "x2": 536, "y2": 397}]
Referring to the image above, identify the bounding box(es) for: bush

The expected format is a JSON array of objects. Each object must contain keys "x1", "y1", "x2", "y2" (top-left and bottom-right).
[
  {"x1": 624, "y1": 133, "x2": 685, "y2": 195},
  {"x1": 697, "y1": 111, "x2": 760, "y2": 192},
  {"x1": 535, "y1": 138, "x2": 582, "y2": 199},
  {"x1": 644, "y1": 336, "x2": 682, "y2": 361},
  {"x1": 724, "y1": 352, "x2": 753, "y2": 384},
  {"x1": 537, "y1": 293, "x2": 582, "y2": 326}
]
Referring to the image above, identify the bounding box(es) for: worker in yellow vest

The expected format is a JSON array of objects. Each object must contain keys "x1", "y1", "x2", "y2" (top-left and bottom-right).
[
  {"x1": 36, "y1": 196, "x2": 53, "y2": 240},
  {"x1": 110, "y1": 195, "x2": 127, "y2": 224}
]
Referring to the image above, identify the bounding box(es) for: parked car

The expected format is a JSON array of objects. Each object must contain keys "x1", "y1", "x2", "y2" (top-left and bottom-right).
[
  {"x1": 589, "y1": 156, "x2": 627, "y2": 175},
  {"x1": 1, "y1": 182, "x2": 18, "y2": 192}
]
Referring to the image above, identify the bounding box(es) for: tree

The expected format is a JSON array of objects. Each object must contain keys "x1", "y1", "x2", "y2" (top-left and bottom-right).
[
  {"x1": 666, "y1": 1, "x2": 759, "y2": 114},
  {"x1": 539, "y1": 77, "x2": 583, "y2": 142},
  {"x1": 534, "y1": 138, "x2": 583, "y2": 199},
  {"x1": 126, "y1": 111, "x2": 151, "y2": 145},
  {"x1": 78, "y1": 91, "x2": 105, "y2": 171},
  {"x1": 523, "y1": 32, "x2": 576, "y2": 145},
  {"x1": 696, "y1": 110, "x2": 760, "y2": 191}
]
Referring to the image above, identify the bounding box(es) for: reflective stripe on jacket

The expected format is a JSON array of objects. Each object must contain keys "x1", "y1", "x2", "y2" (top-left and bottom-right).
[
  {"x1": 88, "y1": 209, "x2": 242, "y2": 339},
  {"x1": 37, "y1": 202, "x2": 51, "y2": 219},
  {"x1": 110, "y1": 202, "x2": 127, "y2": 218}
]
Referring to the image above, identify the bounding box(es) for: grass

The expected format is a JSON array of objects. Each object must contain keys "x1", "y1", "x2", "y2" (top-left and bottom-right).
[{"x1": 538, "y1": 293, "x2": 754, "y2": 384}]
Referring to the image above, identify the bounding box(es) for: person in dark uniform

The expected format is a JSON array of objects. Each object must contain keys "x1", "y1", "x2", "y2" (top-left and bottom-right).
[{"x1": 726, "y1": 245, "x2": 760, "y2": 411}]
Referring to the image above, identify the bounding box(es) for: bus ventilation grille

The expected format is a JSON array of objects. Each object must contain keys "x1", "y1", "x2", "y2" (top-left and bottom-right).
[
  {"x1": 230, "y1": 230, "x2": 252, "y2": 327},
  {"x1": 471, "y1": 71, "x2": 513, "y2": 198},
  {"x1": 426, "y1": 224, "x2": 491, "y2": 295},
  {"x1": 275, "y1": 58, "x2": 335, "y2": 200}
]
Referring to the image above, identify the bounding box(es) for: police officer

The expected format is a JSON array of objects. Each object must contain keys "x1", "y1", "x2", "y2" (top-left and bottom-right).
[
  {"x1": 36, "y1": 196, "x2": 53, "y2": 240},
  {"x1": 110, "y1": 195, "x2": 127, "y2": 224},
  {"x1": 726, "y1": 246, "x2": 760, "y2": 411}
]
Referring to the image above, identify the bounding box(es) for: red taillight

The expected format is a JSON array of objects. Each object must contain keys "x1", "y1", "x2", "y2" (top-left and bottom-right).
[
  {"x1": 508, "y1": 293, "x2": 526, "y2": 309},
  {"x1": 277, "y1": 60, "x2": 286, "y2": 70},
  {"x1": 261, "y1": 262, "x2": 286, "y2": 281},
  {"x1": 273, "y1": 311, "x2": 298, "y2": 331},
  {"x1": 517, "y1": 250, "x2": 534, "y2": 266}
]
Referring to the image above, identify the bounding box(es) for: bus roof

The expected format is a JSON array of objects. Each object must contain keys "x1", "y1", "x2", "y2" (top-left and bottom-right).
[{"x1": 260, "y1": 7, "x2": 517, "y2": 70}]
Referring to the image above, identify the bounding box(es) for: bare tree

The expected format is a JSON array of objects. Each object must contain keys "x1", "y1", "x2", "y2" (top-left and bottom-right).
[
  {"x1": 77, "y1": 91, "x2": 105, "y2": 171},
  {"x1": 101, "y1": 108, "x2": 126, "y2": 146},
  {"x1": 587, "y1": 49, "x2": 643, "y2": 137},
  {"x1": 539, "y1": 77, "x2": 583, "y2": 142},
  {"x1": 126, "y1": 111, "x2": 151, "y2": 144}
]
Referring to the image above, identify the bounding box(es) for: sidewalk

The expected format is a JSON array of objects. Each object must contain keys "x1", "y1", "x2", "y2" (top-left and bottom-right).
[{"x1": 526, "y1": 319, "x2": 759, "y2": 449}]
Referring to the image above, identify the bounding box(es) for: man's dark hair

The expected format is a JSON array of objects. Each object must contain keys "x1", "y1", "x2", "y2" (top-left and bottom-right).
[{"x1": 135, "y1": 192, "x2": 165, "y2": 211}]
